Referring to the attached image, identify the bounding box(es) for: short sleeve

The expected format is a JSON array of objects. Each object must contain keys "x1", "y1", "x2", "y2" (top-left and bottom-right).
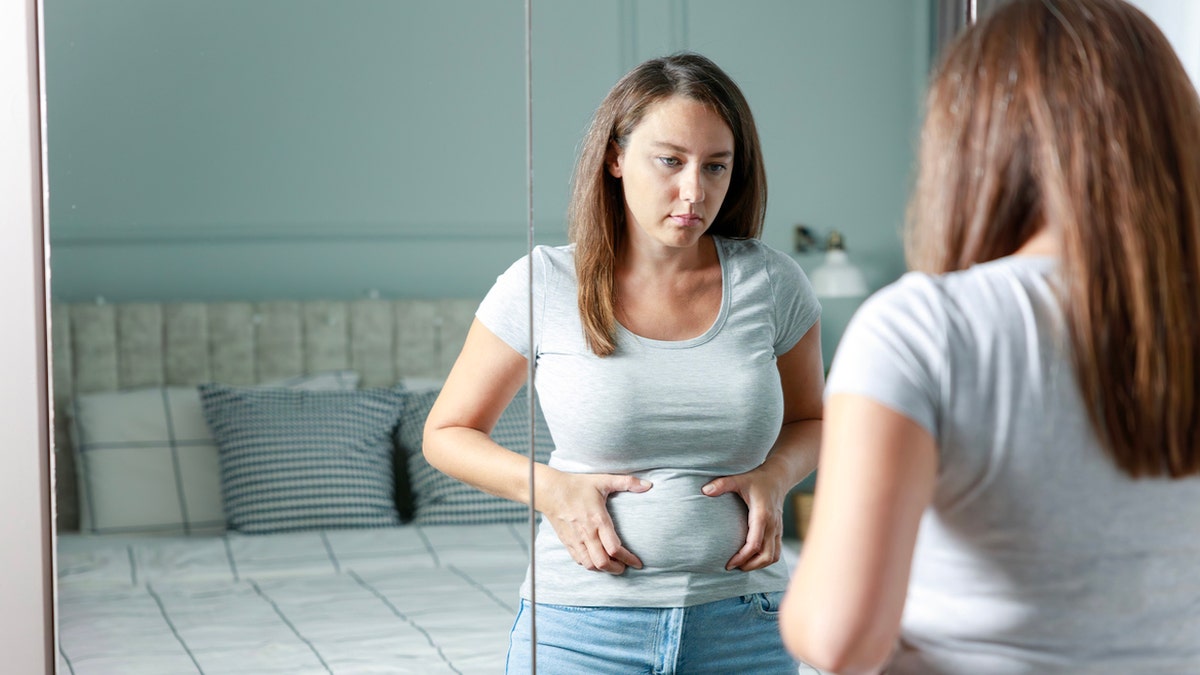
[
  {"x1": 766, "y1": 247, "x2": 821, "y2": 355},
  {"x1": 472, "y1": 246, "x2": 556, "y2": 360},
  {"x1": 824, "y1": 274, "x2": 946, "y2": 439},
  {"x1": 475, "y1": 251, "x2": 539, "y2": 358}
]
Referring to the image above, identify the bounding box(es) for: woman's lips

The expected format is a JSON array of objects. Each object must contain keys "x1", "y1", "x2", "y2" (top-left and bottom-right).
[{"x1": 670, "y1": 213, "x2": 704, "y2": 227}]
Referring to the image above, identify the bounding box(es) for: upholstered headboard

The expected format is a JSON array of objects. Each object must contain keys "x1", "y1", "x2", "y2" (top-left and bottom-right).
[{"x1": 50, "y1": 298, "x2": 479, "y2": 531}]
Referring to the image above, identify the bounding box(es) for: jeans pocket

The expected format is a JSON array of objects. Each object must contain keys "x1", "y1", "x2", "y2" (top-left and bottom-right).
[{"x1": 745, "y1": 591, "x2": 783, "y2": 616}]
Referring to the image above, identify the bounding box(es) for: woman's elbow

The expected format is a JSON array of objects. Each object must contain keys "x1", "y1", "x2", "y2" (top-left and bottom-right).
[
  {"x1": 779, "y1": 596, "x2": 894, "y2": 675},
  {"x1": 421, "y1": 417, "x2": 452, "y2": 470}
]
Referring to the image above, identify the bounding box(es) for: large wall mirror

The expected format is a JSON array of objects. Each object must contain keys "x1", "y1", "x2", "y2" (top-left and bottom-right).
[{"x1": 36, "y1": 1, "x2": 930, "y2": 672}]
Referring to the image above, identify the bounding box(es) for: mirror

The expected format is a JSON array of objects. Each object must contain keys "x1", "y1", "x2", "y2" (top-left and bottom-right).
[
  {"x1": 44, "y1": 2, "x2": 537, "y2": 672},
  {"x1": 43, "y1": 0, "x2": 928, "y2": 671}
]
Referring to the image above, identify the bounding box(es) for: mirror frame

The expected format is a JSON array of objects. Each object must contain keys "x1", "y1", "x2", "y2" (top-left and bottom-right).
[{"x1": 2, "y1": 0, "x2": 55, "y2": 672}]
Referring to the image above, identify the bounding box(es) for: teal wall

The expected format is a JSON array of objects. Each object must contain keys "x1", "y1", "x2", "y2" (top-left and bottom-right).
[{"x1": 46, "y1": 0, "x2": 930, "y2": 361}]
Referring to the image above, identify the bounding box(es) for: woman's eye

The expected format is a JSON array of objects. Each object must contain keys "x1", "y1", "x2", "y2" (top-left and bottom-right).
[
  {"x1": 657, "y1": 156, "x2": 681, "y2": 167},
  {"x1": 705, "y1": 163, "x2": 728, "y2": 175}
]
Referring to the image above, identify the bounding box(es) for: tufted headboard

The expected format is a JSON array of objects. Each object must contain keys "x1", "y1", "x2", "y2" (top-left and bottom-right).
[{"x1": 49, "y1": 298, "x2": 480, "y2": 531}]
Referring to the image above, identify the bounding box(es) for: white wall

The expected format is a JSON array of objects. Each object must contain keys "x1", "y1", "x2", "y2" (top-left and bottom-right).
[{"x1": 0, "y1": 0, "x2": 54, "y2": 673}]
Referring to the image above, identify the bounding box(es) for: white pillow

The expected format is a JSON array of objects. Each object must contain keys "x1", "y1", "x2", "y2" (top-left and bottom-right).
[
  {"x1": 396, "y1": 376, "x2": 445, "y2": 393},
  {"x1": 69, "y1": 370, "x2": 360, "y2": 535}
]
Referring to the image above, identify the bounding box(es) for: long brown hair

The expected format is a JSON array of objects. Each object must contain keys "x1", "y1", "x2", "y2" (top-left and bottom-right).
[
  {"x1": 909, "y1": 0, "x2": 1200, "y2": 477},
  {"x1": 569, "y1": 52, "x2": 766, "y2": 356}
]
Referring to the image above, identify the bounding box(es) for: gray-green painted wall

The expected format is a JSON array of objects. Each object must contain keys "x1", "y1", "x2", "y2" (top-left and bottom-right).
[{"x1": 45, "y1": 0, "x2": 931, "y2": 363}]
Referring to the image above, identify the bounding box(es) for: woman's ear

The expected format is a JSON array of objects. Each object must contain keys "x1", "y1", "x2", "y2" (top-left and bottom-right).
[{"x1": 606, "y1": 141, "x2": 623, "y2": 178}]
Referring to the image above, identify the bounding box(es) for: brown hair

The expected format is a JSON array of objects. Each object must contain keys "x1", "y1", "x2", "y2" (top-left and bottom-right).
[
  {"x1": 909, "y1": 0, "x2": 1200, "y2": 477},
  {"x1": 568, "y1": 52, "x2": 767, "y2": 356}
]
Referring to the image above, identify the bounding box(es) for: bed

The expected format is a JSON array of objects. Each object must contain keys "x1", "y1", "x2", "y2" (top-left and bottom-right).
[
  {"x1": 57, "y1": 525, "x2": 530, "y2": 674},
  {"x1": 50, "y1": 298, "x2": 544, "y2": 674},
  {"x1": 50, "y1": 298, "x2": 812, "y2": 675}
]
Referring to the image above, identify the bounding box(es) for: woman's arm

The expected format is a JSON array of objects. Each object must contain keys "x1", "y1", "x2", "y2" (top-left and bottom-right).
[
  {"x1": 423, "y1": 318, "x2": 650, "y2": 574},
  {"x1": 704, "y1": 320, "x2": 825, "y2": 572},
  {"x1": 422, "y1": 318, "x2": 535, "y2": 504},
  {"x1": 779, "y1": 393, "x2": 937, "y2": 675}
]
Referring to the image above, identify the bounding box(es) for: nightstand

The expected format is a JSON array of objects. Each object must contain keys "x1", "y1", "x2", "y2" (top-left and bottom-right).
[{"x1": 792, "y1": 491, "x2": 815, "y2": 541}]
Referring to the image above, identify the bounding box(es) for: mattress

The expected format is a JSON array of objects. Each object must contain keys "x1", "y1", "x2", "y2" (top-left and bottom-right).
[{"x1": 56, "y1": 523, "x2": 532, "y2": 674}]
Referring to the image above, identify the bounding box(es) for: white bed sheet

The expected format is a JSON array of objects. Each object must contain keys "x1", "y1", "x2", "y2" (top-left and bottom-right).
[{"x1": 56, "y1": 523, "x2": 532, "y2": 675}]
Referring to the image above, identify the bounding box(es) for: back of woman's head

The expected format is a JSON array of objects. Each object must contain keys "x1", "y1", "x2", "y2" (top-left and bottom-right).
[
  {"x1": 910, "y1": 0, "x2": 1200, "y2": 477},
  {"x1": 570, "y1": 52, "x2": 766, "y2": 356}
]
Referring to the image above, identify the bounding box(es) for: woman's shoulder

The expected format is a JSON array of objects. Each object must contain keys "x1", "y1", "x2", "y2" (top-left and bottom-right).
[
  {"x1": 944, "y1": 254, "x2": 1056, "y2": 287},
  {"x1": 714, "y1": 236, "x2": 801, "y2": 274},
  {"x1": 531, "y1": 242, "x2": 574, "y2": 259},
  {"x1": 714, "y1": 235, "x2": 771, "y2": 256},
  {"x1": 857, "y1": 268, "x2": 963, "y2": 334},
  {"x1": 878, "y1": 256, "x2": 1058, "y2": 316},
  {"x1": 857, "y1": 256, "x2": 1060, "y2": 348},
  {"x1": 871, "y1": 255, "x2": 1049, "y2": 297},
  {"x1": 497, "y1": 243, "x2": 575, "y2": 282},
  {"x1": 529, "y1": 243, "x2": 575, "y2": 272},
  {"x1": 843, "y1": 272, "x2": 957, "y2": 357},
  {"x1": 869, "y1": 269, "x2": 943, "y2": 305}
]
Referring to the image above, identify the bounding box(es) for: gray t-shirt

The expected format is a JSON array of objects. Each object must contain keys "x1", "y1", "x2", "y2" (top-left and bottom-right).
[
  {"x1": 477, "y1": 236, "x2": 820, "y2": 607},
  {"x1": 827, "y1": 255, "x2": 1200, "y2": 674}
]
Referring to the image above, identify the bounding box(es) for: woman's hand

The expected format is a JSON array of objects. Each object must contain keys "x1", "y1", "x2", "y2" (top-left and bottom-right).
[
  {"x1": 540, "y1": 469, "x2": 652, "y2": 575},
  {"x1": 702, "y1": 468, "x2": 789, "y2": 572}
]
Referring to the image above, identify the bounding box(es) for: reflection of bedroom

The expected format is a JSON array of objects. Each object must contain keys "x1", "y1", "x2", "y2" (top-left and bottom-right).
[{"x1": 43, "y1": 1, "x2": 928, "y2": 672}]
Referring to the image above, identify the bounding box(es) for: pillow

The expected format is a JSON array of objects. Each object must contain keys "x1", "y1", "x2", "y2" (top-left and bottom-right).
[
  {"x1": 69, "y1": 370, "x2": 359, "y2": 536},
  {"x1": 396, "y1": 376, "x2": 445, "y2": 393},
  {"x1": 398, "y1": 387, "x2": 554, "y2": 525},
  {"x1": 199, "y1": 384, "x2": 405, "y2": 534},
  {"x1": 390, "y1": 376, "x2": 446, "y2": 522}
]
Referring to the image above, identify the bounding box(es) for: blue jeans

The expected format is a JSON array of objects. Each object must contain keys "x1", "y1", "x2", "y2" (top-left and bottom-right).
[{"x1": 505, "y1": 592, "x2": 799, "y2": 674}]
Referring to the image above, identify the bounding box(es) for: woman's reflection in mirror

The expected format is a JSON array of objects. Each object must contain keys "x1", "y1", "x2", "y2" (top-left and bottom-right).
[
  {"x1": 781, "y1": 1, "x2": 1200, "y2": 673},
  {"x1": 424, "y1": 52, "x2": 824, "y2": 673}
]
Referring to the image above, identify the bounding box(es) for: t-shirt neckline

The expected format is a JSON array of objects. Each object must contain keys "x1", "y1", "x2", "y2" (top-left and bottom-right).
[{"x1": 615, "y1": 237, "x2": 731, "y2": 350}]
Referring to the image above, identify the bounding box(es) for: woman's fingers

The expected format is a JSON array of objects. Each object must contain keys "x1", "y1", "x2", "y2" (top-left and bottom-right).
[
  {"x1": 547, "y1": 472, "x2": 650, "y2": 575},
  {"x1": 598, "y1": 518, "x2": 643, "y2": 570},
  {"x1": 611, "y1": 475, "x2": 653, "y2": 494},
  {"x1": 727, "y1": 528, "x2": 782, "y2": 571},
  {"x1": 700, "y1": 476, "x2": 730, "y2": 497},
  {"x1": 581, "y1": 532, "x2": 626, "y2": 573},
  {"x1": 725, "y1": 481, "x2": 784, "y2": 571},
  {"x1": 731, "y1": 531, "x2": 783, "y2": 571},
  {"x1": 565, "y1": 516, "x2": 631, "y2": 574}
]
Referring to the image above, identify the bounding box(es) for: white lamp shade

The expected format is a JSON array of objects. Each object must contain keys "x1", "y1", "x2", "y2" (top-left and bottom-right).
[{"x1": 809, "y1": 249, "x2": 869, "y2": 298}]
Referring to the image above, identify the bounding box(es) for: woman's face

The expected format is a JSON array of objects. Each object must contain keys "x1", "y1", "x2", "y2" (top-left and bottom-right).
[{"x1": 608, "y1": 95, "x2": 735, "y2": 253}]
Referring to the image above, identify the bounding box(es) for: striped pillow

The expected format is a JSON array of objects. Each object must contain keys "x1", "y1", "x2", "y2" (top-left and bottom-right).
[
  {"x1": 199, "y1": 384, "x2": 404, "y2": 534},
  {"x1": 398, "y1": 387, "x2": 553, "y2": 525}
]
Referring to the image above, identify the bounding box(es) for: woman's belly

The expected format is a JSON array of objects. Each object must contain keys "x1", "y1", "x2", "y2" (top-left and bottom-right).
[{"x1": 606, "y1": 471, "x2": 749, "y2": 574}]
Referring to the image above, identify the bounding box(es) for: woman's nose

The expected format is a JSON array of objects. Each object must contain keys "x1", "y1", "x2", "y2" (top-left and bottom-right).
[{"x1": 680, "y1": 168, "x2": 705, "y2": 204}]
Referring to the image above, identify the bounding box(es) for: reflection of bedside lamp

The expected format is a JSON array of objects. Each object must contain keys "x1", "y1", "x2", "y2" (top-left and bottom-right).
[
  {"x1": 794, "y1": 226, "x2": 869, "y2": 298},
  {"x1": 794, "y1": 225, "x2": 871, "y2": 373}
]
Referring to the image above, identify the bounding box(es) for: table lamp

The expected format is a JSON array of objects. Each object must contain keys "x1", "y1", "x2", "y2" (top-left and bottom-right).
[{"x1": 807, "y1": 229, "x2": 869, "y2": 298}]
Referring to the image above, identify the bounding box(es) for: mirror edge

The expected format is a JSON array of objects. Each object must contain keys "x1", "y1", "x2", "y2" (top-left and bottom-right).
[{"x1": 3, "y1": 0, "x2": 55, "y2": 672}]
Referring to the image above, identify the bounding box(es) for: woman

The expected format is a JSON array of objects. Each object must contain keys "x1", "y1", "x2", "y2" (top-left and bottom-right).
[
  {"x1": 780, "y1": 1, "x2": 1200, "y2": 673},
  {"x1": 424, "y1": 52, "x2": 823, "y2": 673}
]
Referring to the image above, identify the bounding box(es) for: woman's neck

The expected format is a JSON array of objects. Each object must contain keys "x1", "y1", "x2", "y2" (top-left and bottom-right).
[
  {"x1": 618, "y1": 233, "x2": 718, "y2": 278},
  {"x1": 1013, "y1": 227, "x2": 1059, "y2": 257}
]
